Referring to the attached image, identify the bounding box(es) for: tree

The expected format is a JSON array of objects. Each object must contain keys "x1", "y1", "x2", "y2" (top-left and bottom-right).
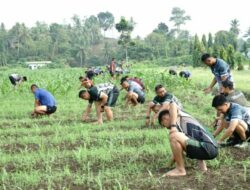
[
  {"x1": 169, "y1": 7, "x2": 191, "y2": 32},
  {"x1": 208, "y1": 33, "x2": 213, "y2": 48},
  {"x1": 97, "y1": 11, "x2": 115, "y2": 37},
  {"x1": 202, "y1": 34, "x2": 207, "y2": 48},
  {"x1": 240, "y1": 41, "x2": 249, "y2": 57},
  {"x1": 145, "y1": 32, "x2": 166, "y2": 58},
  {"x1": 115, "y1": 17, "x2": 135, "y2": 63},
  {"x1": 153, "y1": 22, "x2": 169, "y2": 34},
  {"x1": 226, "y1": 45, "x2": 235, "y2": 69},
  {"x1": 219, "y1": 47, "x2": 227, "y2": 61},
  {"x1": 214, "y1": 30, "x2": 237, "y2": 50},
  {"x1": 230, "y1": 19, "x2": 240, "y2": 36},
  {"x1": 244, "y1": 27, "x2": 250, "y2": 43},
  {"x1": 192, "y1": 35, "x2": 205, "y2": 67},
  {"x1": 85, "y1": 15, "x2": 102, "y2": 45},
  {"x1": 0, "y1": 23, "x2": 8, "y2": 66}
]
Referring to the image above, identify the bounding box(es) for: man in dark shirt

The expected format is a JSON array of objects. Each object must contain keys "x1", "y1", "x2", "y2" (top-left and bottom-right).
[
  {"x1": 158, "y1": 103, "x2": 218, "y2": 177},
  {"x1": 31, "y1": 84, "x2": 57, "y2": 117},
  {"x1": 146, "y1": 84, "x2": 182, "y2": 127},
  {"x1": 212, "y1": 95, "x2": 250, "y2": 145},
  {"x1": 179, "y1": 71, "x2": 191, "y2": 80},
  {"x1": 9, "y1": 74, "x2": 27, "y2": 87},
  {"x1": 79, "y1": 79, "x2": 119, "y2": 124},
  {"x1": 201, "y1": 53, "x2": 233, "y2": 94}
]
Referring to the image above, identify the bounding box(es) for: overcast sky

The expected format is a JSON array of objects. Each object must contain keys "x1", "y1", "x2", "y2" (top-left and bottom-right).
[{"x1": 1, "y1": 0, "x2": 249, "y2": 38}]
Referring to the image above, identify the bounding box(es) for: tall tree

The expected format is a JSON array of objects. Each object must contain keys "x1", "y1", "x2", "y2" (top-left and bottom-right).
[
  {"x1": 97, "y1": 11, "x2": 115, "y2": 37},
  {"x1": 192, "y1": 35, "x2": 205, "y2": 67},
  {"x1": 244, "y1": 27, "x2": 250, "y2": 42},
  {"x1": 145, "y1": 32, "x2": 166, "y2": 58},
  {"x1": 226, "y1": 45, "x2": 236, "y2": 68},
  {"x1": 207, "y1": 33, "x2": 213, "y2": 48},
  {"x1": 153, "y1": 22, "x2": 169, "y2": 34},
  {"x1": 115, "y1": 17, "x2": 135, "y2": 63},
  {"x1": 230, "y1": 19, "x2": 240, "y2": 36},
  {"x1": 202, "y1": 34, "x2": 207, "y2": 48},
  {"x1": 0, "y1": 23, "x2": 8, "y2": 66},
  {"x1": 169, "y1": 7, "x2": 191, "y2": 32},
  {"x1": 219, "y1": 47, "x2": 227, "y2": 61}
]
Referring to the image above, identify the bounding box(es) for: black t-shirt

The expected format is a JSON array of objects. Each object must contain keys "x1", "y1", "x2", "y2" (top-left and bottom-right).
[
  {"x1": 153, "y1": 93, "x2": 173, "y2": 105},
  {"x1": 88, "y1": 83, "x2": 114, "y2": 104},
  {"x1": 88, "y1": 86, "x2": 100, "y2": 104}
]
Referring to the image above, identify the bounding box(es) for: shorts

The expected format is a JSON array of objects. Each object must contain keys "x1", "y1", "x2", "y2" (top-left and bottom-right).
[
  {"x1": 137, "y1": 95, "x2": 145, "y2": 104},
  {"x1": 186, "y1": 139, "x2": 218, "y2": 160},
  {"x1": 109, "y1": 71, "x2": 115, "y2": 77},
  {"x1": 106, "y1": 87, "x2": 119, "y2": 107},
  {"x1": 46, "y1": 106, "x2": 57, "y2": 114},
  {"x1": 9, "y1": 76, "x2": 17, "y2": 86}
]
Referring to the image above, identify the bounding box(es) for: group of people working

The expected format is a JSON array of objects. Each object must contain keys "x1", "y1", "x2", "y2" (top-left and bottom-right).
[{"x1": 8, "y1": 53, "x2": 250, "y2": 177}]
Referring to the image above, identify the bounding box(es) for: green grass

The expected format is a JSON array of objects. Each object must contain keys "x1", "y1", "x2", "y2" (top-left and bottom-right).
[{"x1": 0, "y1": 65, "x2": 250, "y2": 189}]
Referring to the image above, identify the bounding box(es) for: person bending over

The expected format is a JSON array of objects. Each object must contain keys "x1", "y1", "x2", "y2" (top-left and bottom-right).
[
  {"x1": 201, "y1": 53, "x2": 233, "y2": 94},
  {"x1": 120, "y1": 77, "x2": 145, "y2": 106},
  {"x1": 212, "y1": 95, "x2": 250, "y2": 146},
  {"x1": 31, "y1": 84, "x2": 57, "y2": 117},
  {"x1": 158, "y1": 103, "x2": 218, "y2": 177},
  {"x1": 79, "y1": 79, "x2": 119, "y2": 124},
  {"x1": 146, "y1": 84, "x2": 182, "y2": 127}
]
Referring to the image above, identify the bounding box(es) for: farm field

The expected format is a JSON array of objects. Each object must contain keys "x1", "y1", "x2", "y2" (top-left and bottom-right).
[{"x1": 0, "y1": 65, "x2": 250, "y2": 190}]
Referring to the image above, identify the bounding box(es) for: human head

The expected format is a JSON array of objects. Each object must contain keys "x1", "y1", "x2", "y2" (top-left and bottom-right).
[
  {"x1": 221, "y1": 80, "x2": 234, "y2": 95},
  {"x1": 30, "y1": 84, "x2": 38, "y2": 93},
  {"x1": 120, "y1": 76, "x2": 129, "y2": 89},
  {"x1": 158, "y1": 110, "x2": 171, "y2": 129},
  {"x1": 179, "y1": 71, "x2": 185, "y2": 78},
  {"x1": 155, "y1": 84, "x2": 167, "y2": 97},
  {"x1": 23, "y1": 76, "x2": 27, "y2": 81},
  {"x1": 201, "y1": 53, "x2": 216, "y2": 66},
  {"x1": 112, "y1": 58, "x2": 115, "y2": 61},
  {"x1": 81, "y1": 77, "x2": 93, "y2": 88},
  {"x1": 78, "y1": 90, "x2": 90, "y2": 100},
  {"x1": 212, "y1": 95, "x2": 230, "y2": 114}
]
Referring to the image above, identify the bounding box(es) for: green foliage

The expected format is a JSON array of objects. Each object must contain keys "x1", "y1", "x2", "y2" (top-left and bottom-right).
[
  {"x1": 192, "y1": 35, "x2": 205, "y2": 67},
  {"x1": 115, "y1": 17, "x2": 135, "y2": 63},
  {"x1": 1, "y1": 66, "x2": 250, "y2": 189},
  {"x1": 97, "y1": 11, "x2": 115, "y2": 35},
  {"x1": 169, "y1": 7, "x2": 191, "y2": 31}
]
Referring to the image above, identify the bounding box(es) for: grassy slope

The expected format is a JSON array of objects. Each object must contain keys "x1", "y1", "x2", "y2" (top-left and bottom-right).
[{"x1": 0, "y1": 65, "x2": 249, "y2": 189}]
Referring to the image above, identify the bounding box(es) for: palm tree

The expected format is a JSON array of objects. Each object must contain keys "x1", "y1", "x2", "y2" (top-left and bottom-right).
[{"x1": 230, "y1": 19, "x2": 240, "y2": 36}]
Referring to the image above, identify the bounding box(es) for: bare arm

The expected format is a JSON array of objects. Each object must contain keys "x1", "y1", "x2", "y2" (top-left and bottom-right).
[
  {"x1": 204, "y1": 77, "x2": 217, "y2": 94},
  {"x1": 218, "y1": 120, "x2": 238, "y2": 143},
  {"x1": 99, "y1": 92, "x2": 108, "y2": 107},
  {"x1": 34, "y1": 100, "x2": 40, "y2": 107},
  {"x1": 96, "y1": 93, "x2": 108, "y2": 124},
  {"x1": 213, "y1": 124, "x2": 224, "y2": 137},
  {"x1": 169, "y1": 102, "x2": 179, "y2": 134},
  {"x1": 146, "y1": 102, "x2": 154, "y2": 126},
  {"x1": 82, "y1": 104, "x2": 92, "y2": 121}
]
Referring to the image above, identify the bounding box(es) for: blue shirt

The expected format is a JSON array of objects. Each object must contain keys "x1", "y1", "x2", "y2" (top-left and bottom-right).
[
  {"x1": 34, "y1": 88, "x2": 56, "y2": 107},
  {"x1": 225, "y1": 103, "x2": 250, "y2": 126},
  {"x1": 180, "y1": 71, "x2": 191, "y2": 78},
  {"x1": 128, "y1": 80, "x2": 145, "y2": 98},
  {"x1": 210, "y1": 58, "x2": 233, "y2": 84}
]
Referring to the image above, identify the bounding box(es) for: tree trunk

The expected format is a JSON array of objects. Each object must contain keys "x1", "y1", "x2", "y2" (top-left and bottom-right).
[
  {"x1": 80, "y1": 52, "x2": 83, "y2": 67},
  {"x1": 125, "y1": 47, "x2": 128, "y2": 64}
]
